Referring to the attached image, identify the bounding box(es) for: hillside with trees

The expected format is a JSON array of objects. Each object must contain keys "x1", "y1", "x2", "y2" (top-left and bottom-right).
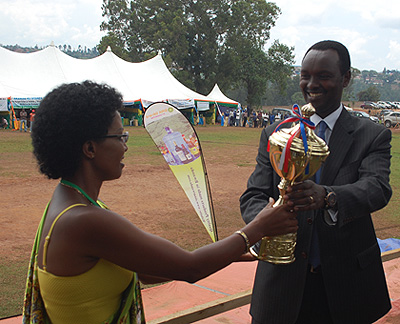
[
  {"x1": 258, "y1": 67, "x2": 400, "y2": 107},
  {"x1": 1, "y1": 44, "x2": 99, "y2": 59}
]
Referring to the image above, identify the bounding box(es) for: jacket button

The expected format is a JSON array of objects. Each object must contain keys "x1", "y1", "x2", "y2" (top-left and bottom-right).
[
  {"x1": 301, "y1": 252, "x2": 308, "y2": 259},
  {"x1": 307, "y1": 217, "x2": 313, "y2": 224}
]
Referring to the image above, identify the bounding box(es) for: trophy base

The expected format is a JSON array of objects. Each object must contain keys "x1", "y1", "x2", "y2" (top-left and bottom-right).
[{"x1": 250, "y1": 232, "x2": 297, "y2": 264}]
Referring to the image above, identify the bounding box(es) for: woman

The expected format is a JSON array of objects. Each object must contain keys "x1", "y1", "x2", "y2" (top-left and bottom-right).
[{"x1": 23, "y1": 81, "x2": 297, "y2": 324}]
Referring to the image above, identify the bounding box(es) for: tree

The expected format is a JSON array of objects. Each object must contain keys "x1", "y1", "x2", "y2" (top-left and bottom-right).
[
  {"x1": 99, "y1": 0, "x2": 294, "y2": 105},
  {"x1": 357, "y1": 86, "x2": 380, "y2": 102},
  {"x1": 291, "y1": 92, "x2": 306, "y2": 106}
]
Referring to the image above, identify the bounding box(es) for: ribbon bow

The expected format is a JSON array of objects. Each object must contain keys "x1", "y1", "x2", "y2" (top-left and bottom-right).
[{"x1": 267, "y1": 104, "x2": 315, "y2": 175}]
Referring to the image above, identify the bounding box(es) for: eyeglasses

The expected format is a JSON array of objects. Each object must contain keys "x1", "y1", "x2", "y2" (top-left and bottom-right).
[{"x1": 99, "y1": 131, "x2": 129, "y2": 143}]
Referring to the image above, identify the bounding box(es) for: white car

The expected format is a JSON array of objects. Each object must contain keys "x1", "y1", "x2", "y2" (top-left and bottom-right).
[
  {"x1": 348, "y1": 110, "x2": 380, "y2": 124},
  {"x1": 377, "y1": 101, "x2": 392, "y2": 109},
  {"x1": 383, "y1": 112, "x2": 400, "y2": 128}
]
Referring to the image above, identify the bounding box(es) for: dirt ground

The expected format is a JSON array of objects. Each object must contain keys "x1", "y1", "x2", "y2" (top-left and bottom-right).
[
  {"x1": 0, "y1": 128, "x2": 258, "y2": 262},
  {"x1": 0, "y1": 126, "x2": 399, "y2": 263}
]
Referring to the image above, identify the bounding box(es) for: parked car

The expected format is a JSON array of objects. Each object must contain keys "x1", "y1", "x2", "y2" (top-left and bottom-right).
[
  {"x1": 383, "y1": 111, "x2": 400, "y2": 128},
  {"x1": 348, "y1": 110, "x2": 379, "y2": 123},
  {"x1": 361, "y1": 102, "x2": 377, "y2": 110},
  {"x1": 377, "y1": 101, "x2": 392, "y2": 109},
  {"x1": 271, "y1": 107, "x2": 295, "y2": 121},
  {"x1": 385, "y1": 101, "x2": 398, "y2": 109},
  {"x1": 378, "y1": 109, "x2": 393, "y2": 119}
]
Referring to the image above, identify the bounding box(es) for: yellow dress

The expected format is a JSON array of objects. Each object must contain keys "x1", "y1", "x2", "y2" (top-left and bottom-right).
[
  {"x1": 23, "y1": 202, "x2": 145, "y2": 324},
  {"x1": 38, "y1": 259, "x2": 133, "y2": 324}
]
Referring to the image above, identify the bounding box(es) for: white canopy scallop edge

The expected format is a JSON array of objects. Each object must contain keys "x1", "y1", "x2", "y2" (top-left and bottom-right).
[
  {"x1": 0, "y1": 44, "x2": 216, "y2": 109},
  {"x1": 207, "y1": 84, "x2": 238, "y2": 106}
]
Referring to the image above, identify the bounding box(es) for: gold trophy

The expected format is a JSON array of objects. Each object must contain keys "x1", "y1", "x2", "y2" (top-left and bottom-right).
[{"x1": 250, "y1": 104, "x2": 330, "y2": 264}]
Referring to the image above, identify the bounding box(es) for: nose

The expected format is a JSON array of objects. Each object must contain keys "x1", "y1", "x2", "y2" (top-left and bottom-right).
[
  {"x1": 124, "y1": 142, "x2": 128, "y2": 152},
  {"x1": 307, "y1": 75, "x2": 319, "y2": 90}
]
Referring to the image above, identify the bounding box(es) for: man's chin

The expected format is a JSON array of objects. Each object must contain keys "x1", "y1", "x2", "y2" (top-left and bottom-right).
[{"x1": 306, "y1": 98, "x2": 323, "y2": 109}]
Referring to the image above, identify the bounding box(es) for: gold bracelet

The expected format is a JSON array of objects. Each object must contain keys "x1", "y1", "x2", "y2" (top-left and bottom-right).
[{"x1": 235, "y1": 230, "x2": 250, "y2": 253}]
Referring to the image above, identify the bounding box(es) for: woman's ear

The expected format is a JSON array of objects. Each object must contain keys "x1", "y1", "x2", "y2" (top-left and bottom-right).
[{"x1": 82, "y1": 140, "x2": 96, "y2": 159}]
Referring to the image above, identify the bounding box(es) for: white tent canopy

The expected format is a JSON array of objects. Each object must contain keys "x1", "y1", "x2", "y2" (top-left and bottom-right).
[
  {"x1": 207, "y1": 84, "x2": 239, "y2": 107},
  {"x1": 0, "y1": 44, "x2": 213, "y2": 109}
]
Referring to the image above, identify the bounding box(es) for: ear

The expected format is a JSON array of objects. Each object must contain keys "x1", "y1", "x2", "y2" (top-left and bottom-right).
[
  {"x1": 82, "y1": 140, "x2": 96, "y2": 159},
  {"x1": 343, "y1": 70, "x2": 351, "y2": 88}
]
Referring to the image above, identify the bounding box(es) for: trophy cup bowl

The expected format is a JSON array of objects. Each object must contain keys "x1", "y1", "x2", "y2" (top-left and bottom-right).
[{"x1": 250, "y1": 104, "x2": 329, "y2": 264}]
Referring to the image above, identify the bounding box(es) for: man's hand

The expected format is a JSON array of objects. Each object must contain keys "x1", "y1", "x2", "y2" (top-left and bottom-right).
[{"x1": 284, "y1": 180, "x2": 326, "y2": 211}]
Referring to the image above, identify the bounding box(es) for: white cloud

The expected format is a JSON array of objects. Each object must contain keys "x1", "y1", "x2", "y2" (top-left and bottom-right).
[
  {"x1": 386, "y1": 41, "x2": 400, "y2": 67},
  {"x1": 0, "y1": 0, "x2": 104, "y2": 48},
  {"x1": 268, "y1": 0, "x2": 400, "y2": 70}
]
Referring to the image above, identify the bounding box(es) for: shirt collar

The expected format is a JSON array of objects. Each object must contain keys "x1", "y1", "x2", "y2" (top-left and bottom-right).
[{"x1": 310, "y1": 104, "x2": 343, "y2": 130}]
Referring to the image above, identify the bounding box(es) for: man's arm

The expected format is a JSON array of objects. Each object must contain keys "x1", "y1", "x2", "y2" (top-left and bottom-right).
[
  {"x1": 240, "y1": 127, "x2": 278, "y2": 224},
  {"x1": 333, "y1": 125, "x2": 392, "y2": 226},
  {"x1": 286, "y1": 122, "x2": 392, "y2": 227}
]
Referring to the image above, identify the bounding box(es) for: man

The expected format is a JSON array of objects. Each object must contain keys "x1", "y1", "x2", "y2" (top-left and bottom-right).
[
  {"x1": 242, "y1": 108, "x2": 248, "y2": 127},
  {"x1": 29, "y1": 109, "x2": 35, "y2": 132},
  {"x1": 240, "y1": 40, "x2": 392, "y2": 324},
  {"x1": 236, "y1": 108, "x2": 242, "y2": 126},
  {"x1": 19, "y1": 108, "x2": 27, "y2": 132}
]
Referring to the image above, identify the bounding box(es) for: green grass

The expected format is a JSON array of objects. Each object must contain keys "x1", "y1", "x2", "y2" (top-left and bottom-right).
[
  {"x1": 385, "y1": 132, "x2": 400, "y2": 224},
  {"x1": 0, "y1": 258, "x2": 27, "y2": 318},
  {"x1": 0, "y1": 132, "x2": 33, "y2": 153},
  {"x1": 0, "y1": 126, "x2": 399, "y2": 319}
]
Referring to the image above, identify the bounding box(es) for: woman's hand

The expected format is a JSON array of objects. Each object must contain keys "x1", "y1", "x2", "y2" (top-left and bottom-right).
[
  {"x1": 237, "y1": 252, "x2": 257, "y2": 262},
  {"x1": 254, "y1": 198, "x2": 298, "y2": 237}
]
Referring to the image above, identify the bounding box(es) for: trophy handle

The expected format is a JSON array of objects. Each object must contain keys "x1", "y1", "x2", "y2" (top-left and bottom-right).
[
  {"x1": 250, "y1": 245, "x2": 262, "y2": 260},
  {"x1": 273, "y1": 178, "x2": 289, "y2": 207}
]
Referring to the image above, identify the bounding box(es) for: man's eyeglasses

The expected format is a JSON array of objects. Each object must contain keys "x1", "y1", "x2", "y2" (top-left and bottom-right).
[{"x1": 99, "y1": 131, "x2": 129, "y2": 144}]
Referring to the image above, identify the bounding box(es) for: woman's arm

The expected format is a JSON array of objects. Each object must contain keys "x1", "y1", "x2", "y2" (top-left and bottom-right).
[{"x1": 74, "y1": 201, "x2": 297, "y2": 283}]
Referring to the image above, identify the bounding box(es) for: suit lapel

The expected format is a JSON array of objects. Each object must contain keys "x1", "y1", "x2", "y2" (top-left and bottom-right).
[{"x1": 321, "y1": 109, "x2": 354, "y2": 185}]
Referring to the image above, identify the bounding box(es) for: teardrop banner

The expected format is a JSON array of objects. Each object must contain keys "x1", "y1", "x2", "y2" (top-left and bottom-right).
[{"x1": 143, "y1": 102, "x2": 218, "y2": 242}]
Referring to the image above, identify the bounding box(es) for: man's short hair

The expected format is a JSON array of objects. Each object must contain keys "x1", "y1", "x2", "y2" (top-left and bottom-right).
[{"x1": 303, "y1": 40, "x2": 351, "y2": 75}]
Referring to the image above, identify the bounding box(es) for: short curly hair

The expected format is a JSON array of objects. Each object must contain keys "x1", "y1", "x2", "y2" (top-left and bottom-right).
[{"x1": 32, "y1": 80, "x2": 123, "y2": 179}]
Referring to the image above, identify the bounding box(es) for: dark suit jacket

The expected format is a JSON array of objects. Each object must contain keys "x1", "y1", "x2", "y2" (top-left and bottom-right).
[{"x1": 240, "y1": 108, "x2": 392, "y2": 324}]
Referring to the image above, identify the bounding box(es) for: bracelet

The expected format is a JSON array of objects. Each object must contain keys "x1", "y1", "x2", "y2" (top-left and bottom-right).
[{"x1": 235, "y1": 230, "x2": 250, "y2": 253}]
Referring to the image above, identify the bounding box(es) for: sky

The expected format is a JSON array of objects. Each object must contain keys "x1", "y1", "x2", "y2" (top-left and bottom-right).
[{"x1": 1, "y1": 0, "x2": 399, "y2": 72}]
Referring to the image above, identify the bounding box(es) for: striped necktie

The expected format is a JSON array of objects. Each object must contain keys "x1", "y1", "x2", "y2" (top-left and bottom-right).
[
  {"x1": 309, "y1": 120, "x2": 328, "y2": 268},
  {"x1": 315, "y1": 120, "x2": 327, "y2": 184}
]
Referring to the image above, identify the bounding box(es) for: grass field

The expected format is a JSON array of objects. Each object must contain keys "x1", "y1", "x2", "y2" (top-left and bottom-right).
[{"x1": 0, "y1": 125, "x2": 399, "y2": 319}]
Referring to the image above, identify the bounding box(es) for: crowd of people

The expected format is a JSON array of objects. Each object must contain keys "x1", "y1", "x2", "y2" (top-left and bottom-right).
[
  {"x1": 0, "y1": 108, "x2": 35, "y2": 131},
  {"x1": 223, "y1": 107, "x2": 292, "y2": 128}
]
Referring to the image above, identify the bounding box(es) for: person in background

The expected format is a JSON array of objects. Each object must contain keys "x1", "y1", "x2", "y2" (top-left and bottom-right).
[
  {"x1": 229, "y1": 109, "x2": 234, "y2": 126},
  {"x1": 23, "y1": 80, "x2": 298, "y2": 324},
  {"x1": 269, "y1": 112, "x2": 275, "y2": 125},
  {"x1": 252, "y1": 111, "x2": 257, "y2": 128},
  {"x1": 29, "y1": 109, "x2": 35, "y2": 132},
  {"x1": 235, "y1": 108, "x2": 241, "y2": 126},
  {"x1": 0, "y1": 116, "x2": 8, "y2": 128},
  {"x1": 19, "y1": 108, "x2": 27, "y2": 132},
  {"x1": 242, "y1": 108, "x2": 248, "y2": 127},
  {"x1": 240, "y1": 40, "x2": 392, "y2": 324}
]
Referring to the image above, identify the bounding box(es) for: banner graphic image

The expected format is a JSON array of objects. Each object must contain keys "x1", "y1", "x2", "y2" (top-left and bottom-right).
[{"x1": 144, "y1": 102, "x2": 218, "y2": 242}]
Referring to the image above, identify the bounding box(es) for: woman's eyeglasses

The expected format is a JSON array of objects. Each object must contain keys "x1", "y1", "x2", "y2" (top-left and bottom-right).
[{"x1": 99, "y1": 131, "x2": 129, "y2": 143}]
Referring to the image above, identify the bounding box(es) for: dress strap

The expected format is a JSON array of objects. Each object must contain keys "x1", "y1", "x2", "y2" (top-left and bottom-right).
[{"x1": 42, "y1": 203, "x2": 87, "y2": 271}]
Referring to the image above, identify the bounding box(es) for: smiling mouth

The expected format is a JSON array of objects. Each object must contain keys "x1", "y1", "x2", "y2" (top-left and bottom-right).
[{"x1": 308, "y1": 92, "x2": 323, "y2": 98}]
